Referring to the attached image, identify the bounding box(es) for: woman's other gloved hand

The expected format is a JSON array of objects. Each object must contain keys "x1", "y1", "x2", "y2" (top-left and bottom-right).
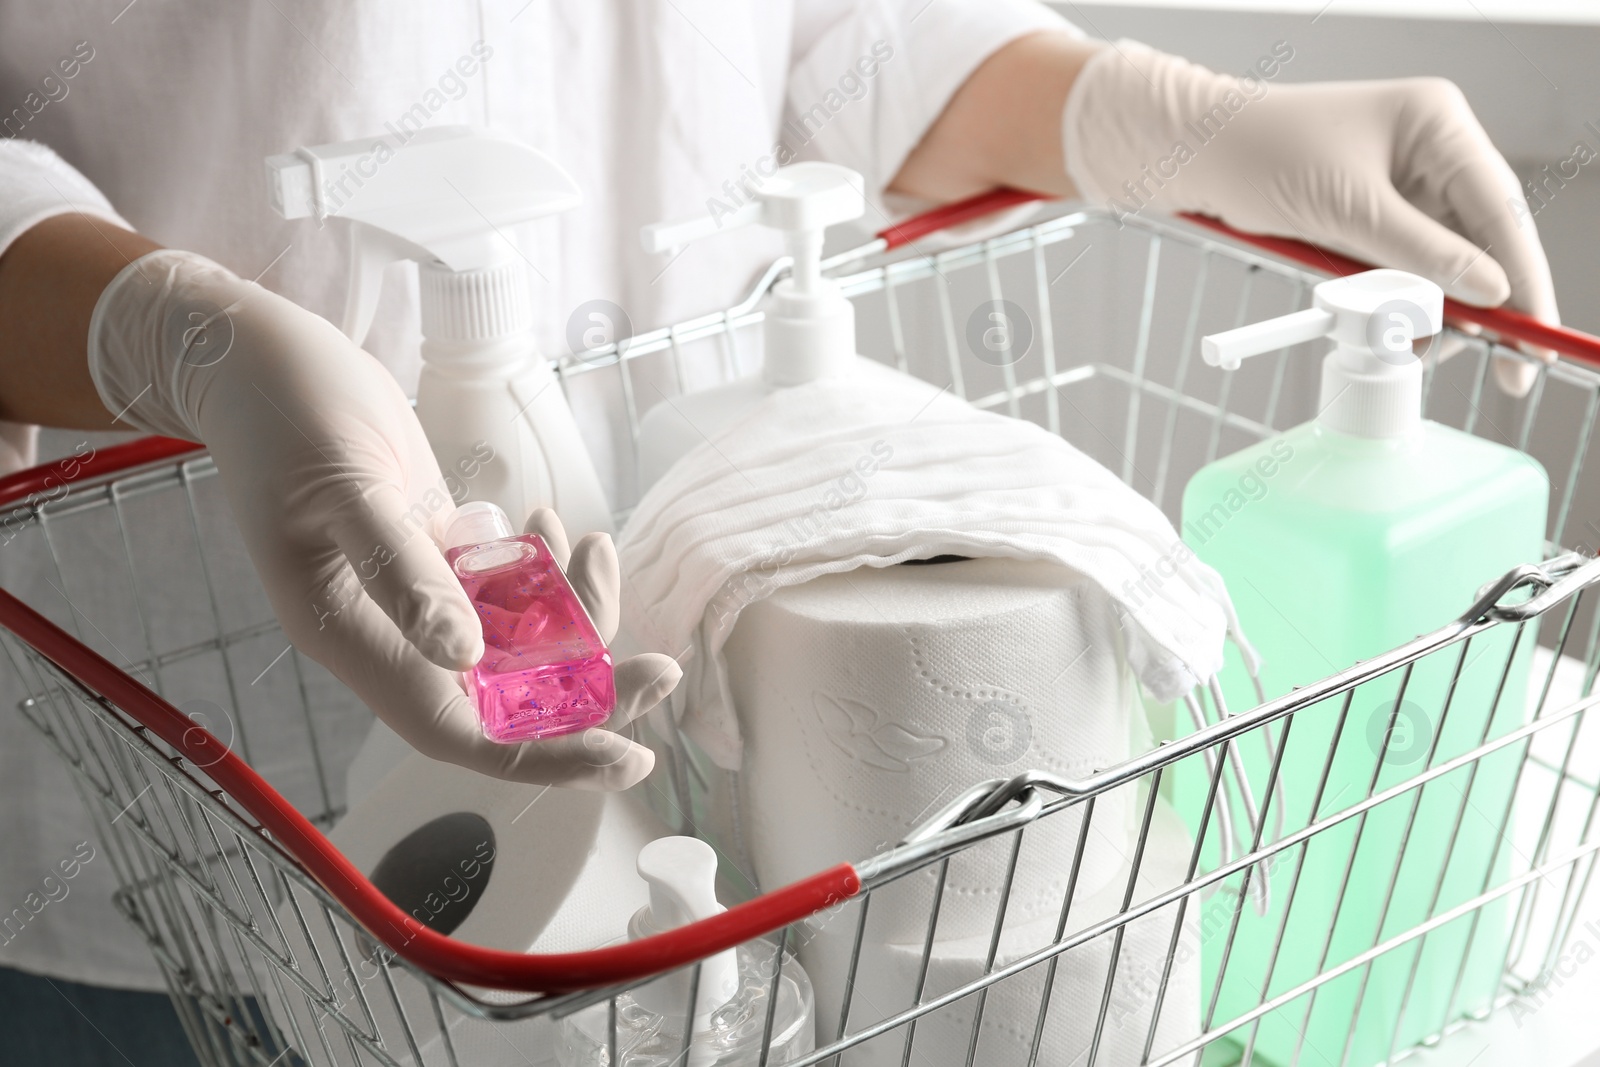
[
  {"x1": 1062, "y1": 41, "x2": 1556, "y2": 394},
  {"x1": 89, "y1": 249, "x2": 678, "y2": 788}
]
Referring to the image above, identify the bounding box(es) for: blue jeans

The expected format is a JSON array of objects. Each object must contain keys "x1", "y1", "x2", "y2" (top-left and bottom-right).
[{"x1": 0, "y1": 965, "x2": 200, "y2": 1067}]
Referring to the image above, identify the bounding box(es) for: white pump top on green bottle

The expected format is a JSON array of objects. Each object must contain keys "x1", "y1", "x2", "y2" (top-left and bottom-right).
[{"x1": 1201, "y1": 269, "x2": 1445, "y2": 440}]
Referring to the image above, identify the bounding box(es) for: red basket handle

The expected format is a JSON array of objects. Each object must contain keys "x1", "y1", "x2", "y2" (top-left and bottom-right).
[
  {"x1": 1177, "y1": 213, "x2": 1600, "y2": 369},
  {"x1": 0, "y1": 435, "x2": 205, "y2": 511},
  {"x1": 0, "y1": 586, "x2": 858, "y2": 992},
  {"x1": 876, "y1": 186, "x2": 1049, "y2": 250},
  {"x1": 875, "y1": 188, "x2": 1600, "y2": 371}
]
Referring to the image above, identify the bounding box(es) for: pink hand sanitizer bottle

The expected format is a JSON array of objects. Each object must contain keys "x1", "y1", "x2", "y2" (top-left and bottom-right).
[{"x1": 443, "y1": 502, "x2": 615, "y2": 743}]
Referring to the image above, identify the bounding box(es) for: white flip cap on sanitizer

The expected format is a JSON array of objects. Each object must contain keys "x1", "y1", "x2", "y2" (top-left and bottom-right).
[
  {"x1": 625, "y1": 836, "x2": 742, "y2": 1027},
  {"x1": 641, "y1": 163, "x2": 867, "y2": 386},
  {"x1": 442, "y1": 501, "x2": 516, "y2": 551},
  {"x1": 1201, "y1": 269, "x2": 1445, "y2": 440}
]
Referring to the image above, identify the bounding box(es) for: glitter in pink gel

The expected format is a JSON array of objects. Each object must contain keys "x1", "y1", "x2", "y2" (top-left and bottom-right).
[{"x1": 446, "y1": 533, "x2": 615, "y2": 743}]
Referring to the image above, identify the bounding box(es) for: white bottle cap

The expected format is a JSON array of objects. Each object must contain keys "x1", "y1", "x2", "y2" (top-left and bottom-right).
[
  {"x1": 1200, "y1": 269, "x2": 1444, "y2": 439},
  {"x1": 418, "y1": 259, "x2": 535, "y2": 344},
  {"x1": 443, "y1": 501, "x2": 515, "y2": 550},
  {"x1": 626, "y1": 837, "x2": 741, "y2": 1023}
]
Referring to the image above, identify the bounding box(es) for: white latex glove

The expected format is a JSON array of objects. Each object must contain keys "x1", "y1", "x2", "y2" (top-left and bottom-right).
[
  {"x1": 89, "y1": 249, "x2": 678, "y2": 788},
  {"x1": 1062, "y1": 41, "x2": 1557, "y2": 395}
]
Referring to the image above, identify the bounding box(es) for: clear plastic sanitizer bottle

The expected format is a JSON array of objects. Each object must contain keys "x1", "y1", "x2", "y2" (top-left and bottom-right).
[
  {"x1": 1177, "y1": 271, "x2": 1548, "y2": 1066},
  {"x1": 443, "y1": 501, "x2": 615, "y2": 743},
  {"x1": 560, "y1": 836, "x2": 815, "y2": 1066}
]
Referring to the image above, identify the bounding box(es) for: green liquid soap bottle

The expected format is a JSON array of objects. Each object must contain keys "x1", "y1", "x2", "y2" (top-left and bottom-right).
[{"x1": 1176, "y1": 271, "x2": 1548, "y2": 1067}]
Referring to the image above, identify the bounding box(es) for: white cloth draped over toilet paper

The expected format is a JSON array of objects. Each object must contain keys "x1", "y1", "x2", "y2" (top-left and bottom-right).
[
  {"x1": 619, "y1": 357, "x2": 1251, "y2": 772},
  {"x1": 617, "y1": 359, "x2": 1251, "y2": 1064}
]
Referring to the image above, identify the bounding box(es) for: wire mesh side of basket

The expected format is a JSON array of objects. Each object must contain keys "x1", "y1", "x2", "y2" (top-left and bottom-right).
[
  {"x1": 6, "y1": 550, "x2": 1600, "y2": 1067},
  {"x1": 0, "y1": 204, "x2": 1598, "y2": 1066}
]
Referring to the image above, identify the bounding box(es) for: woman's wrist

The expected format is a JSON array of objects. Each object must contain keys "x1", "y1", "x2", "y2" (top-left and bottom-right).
[{"x1": 0, "y1": 213, "x2": 159, "y2": 429}]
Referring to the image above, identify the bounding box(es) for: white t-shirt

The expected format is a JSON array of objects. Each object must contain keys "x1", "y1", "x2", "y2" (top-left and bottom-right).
[{"x1": 0, "y1": 0, "x2": 1069, "y2": 988}]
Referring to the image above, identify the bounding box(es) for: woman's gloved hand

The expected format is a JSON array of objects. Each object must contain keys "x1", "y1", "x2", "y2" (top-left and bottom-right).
[
  {"x1": 88, "y1": 249, "x2": 678, "y2": 788},
  {"x1": 1062, "y1": 41, "x2": 1556, "y2": 394}
]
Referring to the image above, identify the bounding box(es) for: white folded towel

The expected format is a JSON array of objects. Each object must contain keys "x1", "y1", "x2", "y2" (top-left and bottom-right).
[{"x1": 618, "y1": 358, "x2": 1251, "y2": 771}]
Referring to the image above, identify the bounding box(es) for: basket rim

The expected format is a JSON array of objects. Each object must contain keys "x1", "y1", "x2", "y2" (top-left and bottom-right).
[{"x1": 3, "y1": 191, "x2": 1598, "y2": 996}]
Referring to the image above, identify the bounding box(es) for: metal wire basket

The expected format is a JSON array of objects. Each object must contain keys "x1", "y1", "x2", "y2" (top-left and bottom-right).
[{"x1": 2, "y1": 193, "x2": 1598, "y2": 1067}]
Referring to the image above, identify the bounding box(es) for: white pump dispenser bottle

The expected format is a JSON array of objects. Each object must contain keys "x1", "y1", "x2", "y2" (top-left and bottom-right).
[
  {"x1": 264, "y1": 126, "x2": 614, "y2": 536},
  {"x1": 634, "y1": 162, "x2": 866, "y2": 490}
]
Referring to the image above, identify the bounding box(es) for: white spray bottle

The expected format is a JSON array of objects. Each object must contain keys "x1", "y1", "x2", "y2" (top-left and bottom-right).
[
  {"x1": 265, "y1": 125, "x2": 613, "y2": 535},
  {"x1": 635, "y1": 162, "x2": 866, "y2": 491}
]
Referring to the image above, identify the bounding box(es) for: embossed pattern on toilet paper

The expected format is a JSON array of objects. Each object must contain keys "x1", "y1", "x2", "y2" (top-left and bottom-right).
[{"x1": 729, "y1": 560, "x2": 1140, "y2": 945}]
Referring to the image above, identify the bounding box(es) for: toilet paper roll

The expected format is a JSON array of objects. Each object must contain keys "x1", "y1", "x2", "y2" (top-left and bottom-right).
[
  {"x1": 798, "y1": 797, "x2": 1201, "y2": 1067},
  {"x1": 329, "y1": 751, "x2": 602, "y2": 953},
  {"x1": 726, "y1": 558, "x2": 1140, "y2": 946},
  {"x1": 263, "y1": 729, "x2": 670, "y2": 1066},
  {"x1": 395, "y1": 790, "x2": 675, "y2": 1067}
]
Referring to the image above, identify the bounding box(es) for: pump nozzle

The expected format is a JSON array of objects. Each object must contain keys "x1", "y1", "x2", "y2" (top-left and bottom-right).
[
  {"x1": 1200, "y1": 269, "x2": 1444, "y2": 440},
  {"x1": 627, "y1": 837, "x2": 742, "y2": 1026},
  {"x1": 641, "y1": 163, "x2": 864, "y2": 283},
  {"x1": 642, "y1": 163, "x2": 866, "y2": 385},
  {"x1": 1202, "y1": 307, "x2": 1335, "y2": 371}
]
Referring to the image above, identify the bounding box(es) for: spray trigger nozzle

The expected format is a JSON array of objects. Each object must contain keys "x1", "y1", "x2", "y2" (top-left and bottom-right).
[{"x1": 265, "y1": 126, "x2": 580, "y2": 347}]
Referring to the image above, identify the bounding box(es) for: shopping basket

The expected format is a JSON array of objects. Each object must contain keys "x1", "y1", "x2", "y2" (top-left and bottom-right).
[{"x1": 2, "y1": 191, "x2": 1599, "y2": 1067}]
